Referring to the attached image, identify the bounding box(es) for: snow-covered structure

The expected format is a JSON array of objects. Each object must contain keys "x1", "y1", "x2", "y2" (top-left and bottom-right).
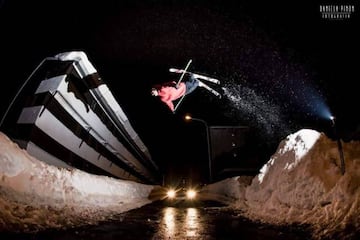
[
  {"x1": 0, "y1": 52, "x2": 159, "y2": 184},
  {"x1": 203, "y1": 129, "x2": 360, "y2": 240}
]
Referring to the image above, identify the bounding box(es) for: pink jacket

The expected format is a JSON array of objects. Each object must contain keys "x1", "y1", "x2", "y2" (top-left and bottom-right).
[{"x1": 156, "y1": 81, "x2": 186, "y2": 111}]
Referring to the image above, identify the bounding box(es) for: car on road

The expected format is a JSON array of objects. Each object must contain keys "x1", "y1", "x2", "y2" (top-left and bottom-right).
[
  {"x1": 166, "y1": 186, "x2": 197, "y2": 201},
  {"x1": 163, "y1": 178, "x2": 200, "y2": 205}
]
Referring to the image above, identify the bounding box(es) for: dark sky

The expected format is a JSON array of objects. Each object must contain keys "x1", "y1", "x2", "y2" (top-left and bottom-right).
[{"x1": 1, "y1": 0, "x2": 359, "y2": 183}]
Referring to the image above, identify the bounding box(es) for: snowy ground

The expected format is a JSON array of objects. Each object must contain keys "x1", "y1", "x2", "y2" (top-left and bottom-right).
[{"x1": 1, "y1": 129, "x2": 360, "y2": 239}]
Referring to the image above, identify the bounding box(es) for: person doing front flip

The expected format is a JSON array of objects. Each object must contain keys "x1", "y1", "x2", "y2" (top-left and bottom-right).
[{"x1": 151, "y1": 74, "x2": 205, "y2": 112}]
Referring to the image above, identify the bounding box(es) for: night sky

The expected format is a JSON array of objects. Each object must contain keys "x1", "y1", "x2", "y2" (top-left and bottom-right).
[{"x1": 1, "y1": 0, "x2": 359, "y2": 183}]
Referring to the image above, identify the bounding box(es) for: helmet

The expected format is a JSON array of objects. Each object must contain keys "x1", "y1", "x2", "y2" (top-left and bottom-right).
[{"x1": 151, "y1": 88, "x2": 158, "y2": 96}]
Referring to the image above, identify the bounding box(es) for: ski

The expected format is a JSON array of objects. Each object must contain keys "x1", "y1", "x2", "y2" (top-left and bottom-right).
[
  {"x1": 198, "y1": 80, "x2": 222, "y2": 98},
  {"x1": 169, "y1": 68, "x2": 221, "y2": 85}
]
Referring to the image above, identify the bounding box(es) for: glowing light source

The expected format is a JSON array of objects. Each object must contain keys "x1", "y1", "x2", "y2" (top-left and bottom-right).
[
  {"x1": 166, "y1": 189, "x2": 176, "y2": 199},
  {"x1": 186, "y1": 189, "x2": 197, "y2": 199},
  {"x1": 330, "y1": 115, "x2": 336, "y2": 126}
]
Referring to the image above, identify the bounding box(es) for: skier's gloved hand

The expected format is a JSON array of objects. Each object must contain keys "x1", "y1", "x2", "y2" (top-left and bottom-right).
[{"x1": 173, "y1": 82, "x2": 179, "y2": 89}]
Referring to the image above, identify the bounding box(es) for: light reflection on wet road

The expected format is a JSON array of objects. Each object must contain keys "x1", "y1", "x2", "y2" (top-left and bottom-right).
[
  {"x1": 157, "y1": 207, "x2": 204, "y2": 239},
  {"x1": 2, "y1": 201, "x2": 312, "y2": 240}
]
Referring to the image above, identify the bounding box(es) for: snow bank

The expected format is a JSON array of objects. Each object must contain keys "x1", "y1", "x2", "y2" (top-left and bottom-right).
[
  {"x1": 237, "y1": 129, "x2": 360, "y2": 239},
  {"x1": 200, "y1": 176, "x2": 252, "y2": 205},
  {"x1": 0, "y1": 132, "x2": 157, "y2": 232}
]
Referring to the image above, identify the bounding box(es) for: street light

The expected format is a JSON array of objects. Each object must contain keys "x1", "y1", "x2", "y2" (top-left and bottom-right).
[
  {"x1": 330, "y1": 115, "x2": 345, "y2": 175},
  {"x1": 184, "y1": 114, "x2": 212, "y2": 182}
]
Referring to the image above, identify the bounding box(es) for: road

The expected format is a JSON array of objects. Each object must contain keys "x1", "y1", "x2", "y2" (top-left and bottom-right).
[{"x1": 3, "y1": 201, "x2": 312, "y2": 240}]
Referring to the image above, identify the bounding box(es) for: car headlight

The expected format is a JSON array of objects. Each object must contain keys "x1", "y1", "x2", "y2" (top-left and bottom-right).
[
  {"x1": 186, "y1": 189, "x2": 197, "y2": 199},
  {"x1": 166, "y1": 189, "x2": 176, "y2": 199}
]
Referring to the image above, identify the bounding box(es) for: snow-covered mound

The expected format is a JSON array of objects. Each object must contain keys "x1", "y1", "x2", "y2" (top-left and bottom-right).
[
  {"x1": 200, "y1": 176, "x2": 253, "y2": 205},
  {"x1": 240, "y1": 129, "x2": 360, "y2": 239},
  {"x1": 0, "y1": 132, "x2": 157, "y2": 232}
]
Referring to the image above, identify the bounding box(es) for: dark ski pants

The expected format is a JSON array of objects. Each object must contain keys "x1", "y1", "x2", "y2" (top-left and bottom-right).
[{"x1": 185, "y1": 74, "x2": 199, "y2": 95}]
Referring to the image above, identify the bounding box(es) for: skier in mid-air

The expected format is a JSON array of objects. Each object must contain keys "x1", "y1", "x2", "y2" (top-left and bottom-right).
[
  {"x1": 151, "y1": 62, "x2": 222, "y2": 113},
  {"x1": 151, "y1": 73, "x2": 204, "y2": 112}
]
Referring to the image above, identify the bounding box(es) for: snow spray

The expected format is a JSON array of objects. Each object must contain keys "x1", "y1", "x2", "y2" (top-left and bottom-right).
[{"x1": 221, "y1": 83, "x2": 288, "y2": 140}]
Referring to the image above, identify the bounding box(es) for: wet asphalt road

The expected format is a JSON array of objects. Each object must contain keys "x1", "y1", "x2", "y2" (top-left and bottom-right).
[{"x1": 3, "y1": 201, "x2": 312, "y2": 240}]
